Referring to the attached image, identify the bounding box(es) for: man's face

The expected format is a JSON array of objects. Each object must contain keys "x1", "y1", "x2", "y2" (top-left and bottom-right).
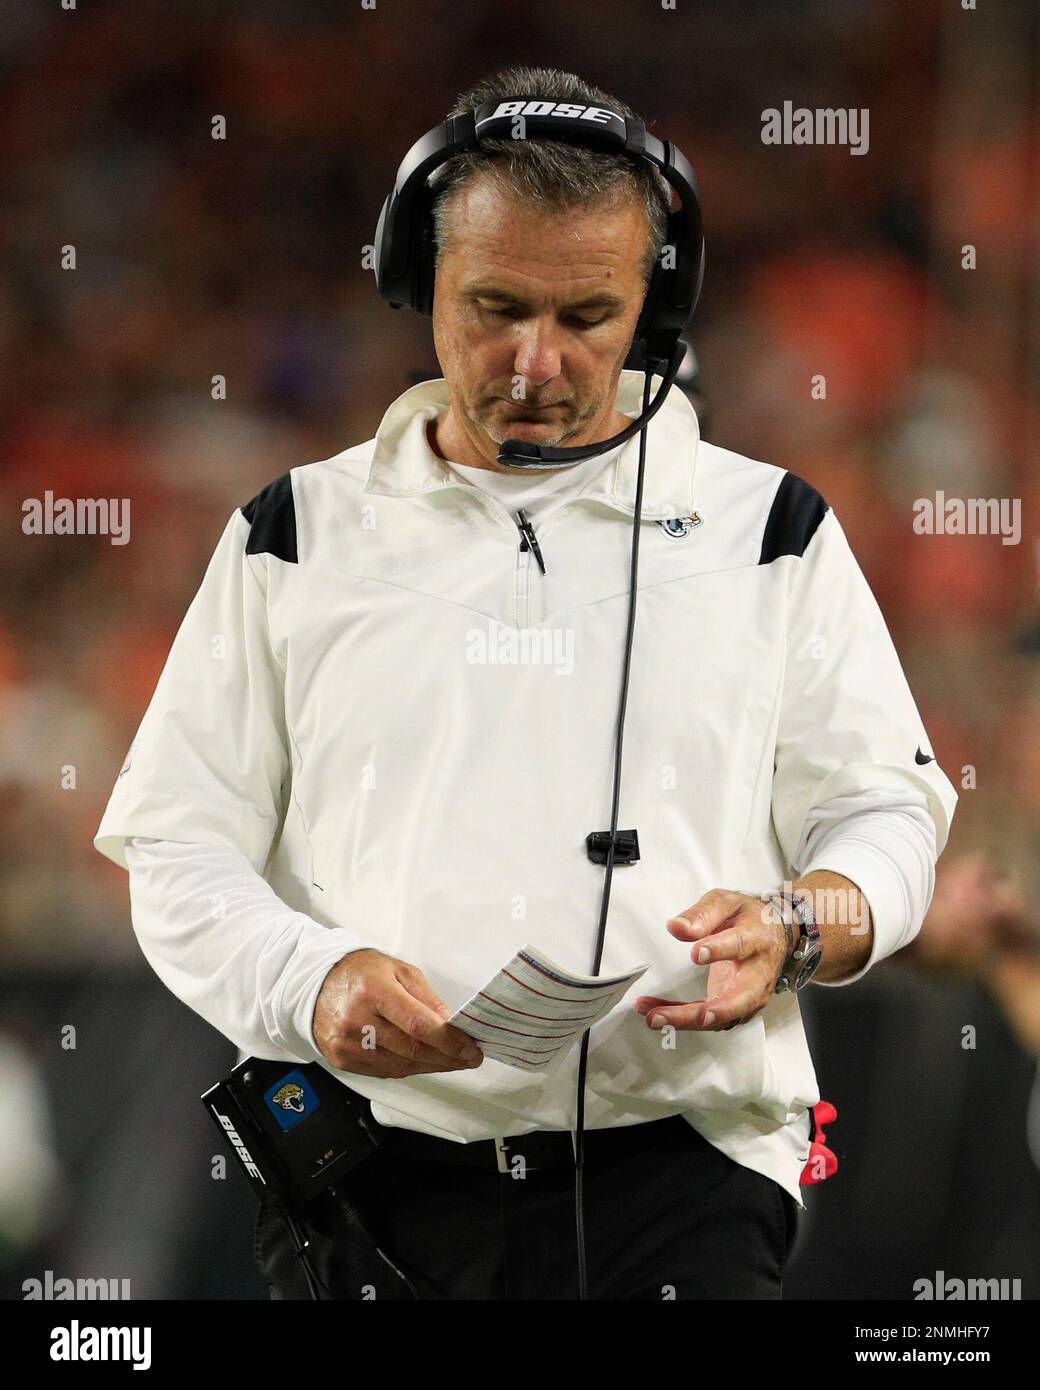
[{"x1": 429, "y1": 171, "x2": 651, "y2": 470}]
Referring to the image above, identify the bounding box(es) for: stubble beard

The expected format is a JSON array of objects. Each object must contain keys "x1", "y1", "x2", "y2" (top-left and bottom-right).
[{"x1": 479, "y1": 394, "x2": 600, "y2": 452}]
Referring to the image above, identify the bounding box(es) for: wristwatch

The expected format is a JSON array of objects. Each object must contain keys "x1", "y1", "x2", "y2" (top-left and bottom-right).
[{"x1": 762, "y1": 888, "x2": 823, "y2": 993}]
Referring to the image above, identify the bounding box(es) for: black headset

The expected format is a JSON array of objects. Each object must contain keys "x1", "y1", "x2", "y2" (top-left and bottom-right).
[
  {"x1": 369, "y1": 93, "x2": 707, "y2": 1301},
  {"x1": 374, "y1": 97, "x2": 704, "y2": 374}
]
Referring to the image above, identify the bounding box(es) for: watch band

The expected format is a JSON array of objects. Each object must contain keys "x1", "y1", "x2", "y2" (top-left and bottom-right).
[
  {"x1": 759, "y1": 891, "x2": 795, "y2": 952},
  {"x1": 763, "y1": 887, "x2": 823, "y2": 992}
]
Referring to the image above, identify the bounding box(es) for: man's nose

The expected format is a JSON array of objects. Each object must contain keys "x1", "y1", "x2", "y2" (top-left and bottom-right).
[{"x1": 512, "y1": 319, "x2": 563, "y2": 386}]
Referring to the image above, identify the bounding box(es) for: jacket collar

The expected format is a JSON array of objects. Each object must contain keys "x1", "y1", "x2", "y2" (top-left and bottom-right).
[{"x1": 361, "y1": 369, "x2": 700, "y2": 521}]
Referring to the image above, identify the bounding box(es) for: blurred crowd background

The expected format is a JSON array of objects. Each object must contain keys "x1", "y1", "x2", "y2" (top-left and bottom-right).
[{"x1": 1, "y1": 0, "x2": 1039, "y2": 1299}]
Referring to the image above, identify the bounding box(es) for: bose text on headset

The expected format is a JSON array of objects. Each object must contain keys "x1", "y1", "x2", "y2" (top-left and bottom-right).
[{"x1": 372, "y1": 93, "x2": 706, "y2": 1301}]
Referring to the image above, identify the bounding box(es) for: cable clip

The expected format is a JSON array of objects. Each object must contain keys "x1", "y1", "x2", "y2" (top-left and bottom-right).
[{"x1": 585, "y1": 829, "x2": 641, "y2": 865}]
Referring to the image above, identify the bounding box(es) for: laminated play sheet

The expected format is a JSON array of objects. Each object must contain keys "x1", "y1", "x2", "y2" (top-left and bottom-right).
[{"x1": 449, "y1": 944, "x2": 650, "y2": 1071}]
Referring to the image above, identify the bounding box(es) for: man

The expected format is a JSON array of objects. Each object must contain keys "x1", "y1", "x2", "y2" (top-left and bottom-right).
[{"x1": 94, "y1": 67, "x2": 958, "y2": 1300}]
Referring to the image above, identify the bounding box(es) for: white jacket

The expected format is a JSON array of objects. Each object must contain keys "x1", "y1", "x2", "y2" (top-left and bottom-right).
[{"x1": 95, "y1": 369, "x2": 959, "y2": 1204}]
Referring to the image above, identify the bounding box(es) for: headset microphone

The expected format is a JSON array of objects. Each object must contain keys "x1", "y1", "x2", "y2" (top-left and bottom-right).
[
  {"x1": 496, "y1": 339, "x2": 687, "y2": 470},
  {"x1": 369, "y1": 93, "x2": 704, "y2": 1303}
]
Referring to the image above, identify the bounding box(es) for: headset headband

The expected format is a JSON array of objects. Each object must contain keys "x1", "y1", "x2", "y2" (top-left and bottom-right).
[{"x1": 373, "y1": 96, "x2": 705, "y2": 370}]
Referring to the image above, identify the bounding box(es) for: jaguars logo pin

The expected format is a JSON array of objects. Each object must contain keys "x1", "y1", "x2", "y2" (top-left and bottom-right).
[{"x1": 657, "y1": 511, "x2": 703, "y2": 538}]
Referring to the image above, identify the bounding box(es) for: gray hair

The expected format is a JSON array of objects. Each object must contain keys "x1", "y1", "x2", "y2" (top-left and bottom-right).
[{"x1": 430, "y1": 65, "x2": 672, "y2": 289}]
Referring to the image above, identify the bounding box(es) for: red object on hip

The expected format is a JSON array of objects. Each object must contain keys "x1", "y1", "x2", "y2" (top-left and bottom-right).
[{"x1": 800, "y1": 1099, "x2": 838, "y2": 1185}]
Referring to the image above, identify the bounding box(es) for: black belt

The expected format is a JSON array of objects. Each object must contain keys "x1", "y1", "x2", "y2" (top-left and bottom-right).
[{"x1": 362, "y1": 1105, "x2": 694, "y2": 1173}]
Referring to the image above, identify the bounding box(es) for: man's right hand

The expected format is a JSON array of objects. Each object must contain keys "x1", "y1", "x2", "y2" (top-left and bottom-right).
[{"x1": 311, "y1": 948, "x2": 485, "y2": 1078}]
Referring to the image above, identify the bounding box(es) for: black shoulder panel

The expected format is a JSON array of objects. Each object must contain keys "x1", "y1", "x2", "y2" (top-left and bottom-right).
[
  {"x1": 758, "y1": 472, "x2": 829, "y2": 564},
  {"x1": 240, "y1": 472, "x2": 298, "y2": 563}
]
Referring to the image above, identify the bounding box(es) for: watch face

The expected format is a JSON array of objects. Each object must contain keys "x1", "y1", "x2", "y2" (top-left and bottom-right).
[{"x1": 796, "y1": 949, "x2": 823, "y2": 989}]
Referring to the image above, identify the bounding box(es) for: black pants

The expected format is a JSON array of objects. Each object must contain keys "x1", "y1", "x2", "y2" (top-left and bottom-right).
[{"x1": 254, "y1": 1116, "x2": 800, "y2": 1300}]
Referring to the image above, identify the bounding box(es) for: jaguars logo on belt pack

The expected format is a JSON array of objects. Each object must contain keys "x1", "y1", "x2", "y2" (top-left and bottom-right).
[
  {"x1": 262, "y1": 1068, "x2": 320, "y2": 1131},
  {"x1": 657, "y1": 511, "x2": 703, "y2": 538},
  {"x1": 272, "y1": 1081, "x2": 306, "y2": 1114}
]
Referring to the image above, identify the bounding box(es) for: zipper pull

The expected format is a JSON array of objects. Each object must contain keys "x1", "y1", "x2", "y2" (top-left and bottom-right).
[{"x1": 516, "y1": 509, "x2": 547, "y2": 574}]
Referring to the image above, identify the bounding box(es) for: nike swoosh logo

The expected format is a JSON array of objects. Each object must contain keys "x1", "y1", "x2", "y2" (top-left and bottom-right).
[{"x1": 915, "y1": 747, "x2": 935, "y2": 765}]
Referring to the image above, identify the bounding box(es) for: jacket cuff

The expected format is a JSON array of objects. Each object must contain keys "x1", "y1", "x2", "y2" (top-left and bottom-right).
[
  {"x1": 799, "y1": 840, "x2": 913, "y2": 987},
  {"x1": 270, "y1": 926, "x2": 377, "y2": 1062}
]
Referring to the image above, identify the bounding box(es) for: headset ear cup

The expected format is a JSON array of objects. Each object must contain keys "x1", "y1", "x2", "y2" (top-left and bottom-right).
[
  {"x1": 415, "y1": 213, "x2": 437, "y2": 316},
  {"x1": 625, "y1": 262, "x2": 664, "y2": 371}
]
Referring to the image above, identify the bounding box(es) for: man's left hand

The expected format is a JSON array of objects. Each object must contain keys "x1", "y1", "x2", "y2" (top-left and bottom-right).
[{"x1": 633, "y1": 889, "x2": 790, "y2": 1032}]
